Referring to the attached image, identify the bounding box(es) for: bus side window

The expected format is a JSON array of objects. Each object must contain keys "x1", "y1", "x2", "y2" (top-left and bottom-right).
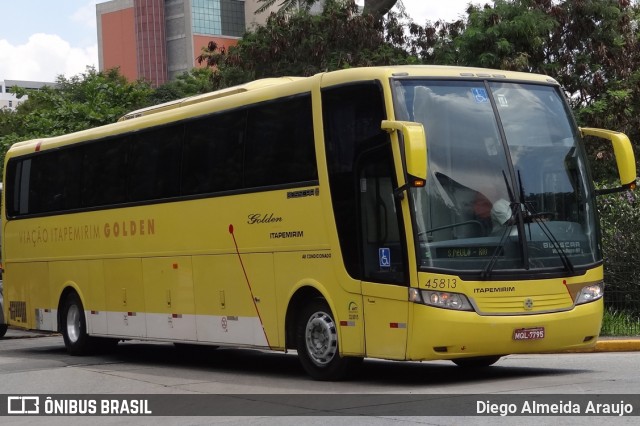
[
  {"x1": 81, "y1": 138, "x2": 128, "y2": 207},
  {"x1": 128, "y1": 124, "x2": 182, "y2": 201},
  {"x1": 182, "y1": 110, "x2": 245, "y2": 195},
  {"x1": 244, "y1": 95, "x2": 316, "y2": 188}
]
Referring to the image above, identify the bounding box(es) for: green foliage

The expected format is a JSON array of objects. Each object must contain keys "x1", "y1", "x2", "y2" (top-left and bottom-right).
[
  {"x1": 255, "y1": 0, "x2": 398, "y2": 17},
  {"x1": 6, "y1": 67, "x2": 152, "y2": 139},
  {"x1": 455, "y1": 0, "x2": 556, "y2": 71},
  {"x1": 597, "y1": 186, "x2": 640, "y2": 317},
  {"x1": 601, "y1": 307, "x2": 640, "y2": 336},
  {"x1": 413, "y1": 0, "x2": 640, "y2": 184},
  {"x1": 148, "y1": 68, "x2": 217, "y2": 104},
  {"x1": 198, "y1": 1, "x2": 417, "y2": 89},
  {"x1": 406, "y1": 0, "x2": 555, "y2": 68},
  {"x1": 255, "y1": 0, "x2": 318, "y2": 15},
  {"x1": 0, "y1": 67, "x2": 154, "y2": 176}
]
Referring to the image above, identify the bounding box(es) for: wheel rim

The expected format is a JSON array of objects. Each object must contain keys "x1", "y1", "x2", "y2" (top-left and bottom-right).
[
  {"x1": 304, "y1": 311, "x2": 337, "y2": 367},
  {"x1": 66, "y1": 304, "x2": 81, "y2": 343}
]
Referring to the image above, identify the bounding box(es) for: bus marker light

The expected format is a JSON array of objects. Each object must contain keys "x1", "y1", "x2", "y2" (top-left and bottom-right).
[{"x1": 408, "y1": 288, "x2": 421, "y2": 303}]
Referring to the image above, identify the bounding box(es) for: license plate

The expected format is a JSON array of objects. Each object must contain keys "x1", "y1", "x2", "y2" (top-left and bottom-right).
[{"x1": 513, "y1": 327, "x2": 545, "y2": 340}]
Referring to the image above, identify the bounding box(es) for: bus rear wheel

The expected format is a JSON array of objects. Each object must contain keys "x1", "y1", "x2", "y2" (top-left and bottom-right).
[
  {"x1": 61, "y1": 292, "x2": 92, "y2": 355},
  {"x1": 295, "y1": 299, "x2": 362, "y2": 381}
]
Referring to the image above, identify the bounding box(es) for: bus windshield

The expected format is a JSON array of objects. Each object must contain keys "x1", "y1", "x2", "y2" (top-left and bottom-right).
[{"x1": 393, "y1": 79, "x2": 599, "y2": 275}]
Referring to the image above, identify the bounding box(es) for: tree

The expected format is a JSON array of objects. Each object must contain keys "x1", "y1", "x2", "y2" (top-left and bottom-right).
[
  {"x1": 412, "y1": 0, "x2": 640, "y2": 182},
  {"x1": 256, "y1": 0, "x2": 318, "y2": 15},
  {"x1": 10, "y1": 67, "x2": 153, "y2": 136},
  {"x1": 198, "y1": 1, "x2": 416, "y2": 89},
  {"x1": 412, "y1": 0, "x2": 557, "y2": 71},
  {"x1": 0, "y1": 67, "x2": 153, "y2": 175},
  {"x1": 414, "y1": 0, "x2": 639, "y2": 107},
  {"x1": 256, "y1": 0, "x2": 398, "y2": 18},
  {"x1": 149, "y1": 67, "x2": 217, "y2": 104}
]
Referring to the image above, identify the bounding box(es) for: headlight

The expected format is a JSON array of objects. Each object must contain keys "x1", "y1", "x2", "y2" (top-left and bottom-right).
[
  {"x1": 575, "y1": 282, "x2": 604, "y2": 305},
  {"x1": 409, "y1": 288, "x2": 474, "y2": 311}
]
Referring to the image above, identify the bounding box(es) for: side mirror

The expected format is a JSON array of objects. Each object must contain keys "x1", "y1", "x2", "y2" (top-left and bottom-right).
[
  {"x1": 381, "y1": 120, "x2": 427, "y2": 183},
  {"x1": 580, "y1": 127, "x2": 637, "y2": 194}
]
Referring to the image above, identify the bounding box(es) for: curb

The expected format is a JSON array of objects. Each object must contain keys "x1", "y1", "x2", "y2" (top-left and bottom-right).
[
  {"x1": 592, "y1": 338, "x2": 640, "y2": 352},
  {"x1": 558, "y1": 338, "x2": 640, "y2": 353}
]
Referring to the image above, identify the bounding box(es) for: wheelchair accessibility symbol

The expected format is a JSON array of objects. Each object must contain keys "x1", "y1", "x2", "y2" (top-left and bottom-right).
[
  {"x1": 471, "y1": 87, "x2": 489, "y2": 103},
  {"x1": 379, "y1": 248, "x2": 391, "y2": 268}
]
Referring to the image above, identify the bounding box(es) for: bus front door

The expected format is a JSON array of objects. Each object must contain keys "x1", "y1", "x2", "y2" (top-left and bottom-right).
[{"x1": 358, "y1": 146, "x2": 409, "y2": 360}]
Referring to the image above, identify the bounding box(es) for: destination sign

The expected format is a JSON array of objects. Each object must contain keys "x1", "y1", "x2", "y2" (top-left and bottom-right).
[{"x1": 435, "y1": 246, "x2": 501, "y2": 259}]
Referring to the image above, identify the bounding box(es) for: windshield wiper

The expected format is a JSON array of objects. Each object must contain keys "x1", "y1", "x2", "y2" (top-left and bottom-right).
[
  {"x1": 481, "y1": 171, "x2": 520, "y2": 279},
  {"x1": 481, "y1": 170, "x2": 575, "y2": 278},
  {"x1": 480, "y1": 221, "x2": 513, "y2": 279},
  {"x1": 516, "y1": 171, "x2": 575, "y2": 273}
]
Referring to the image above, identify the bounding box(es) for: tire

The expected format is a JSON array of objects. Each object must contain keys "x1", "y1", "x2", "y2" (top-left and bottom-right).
[
  {"x1": 451, "y1": 355, "x2": 501, "y2": 368},
  {"x1": 296, "y1": 299, "x2": 362, "y2": 381},
  {"x1": 0, "y1": 324, "x2": 7, "y2": 338},
  {"x1": 61, "y1": 292, "x2": 92, "y2": 355}
]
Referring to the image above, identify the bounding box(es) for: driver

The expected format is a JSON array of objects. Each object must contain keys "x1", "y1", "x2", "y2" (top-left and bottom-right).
[{"x1": 491, "y1": 198, "x2": 515, "y2": 228}]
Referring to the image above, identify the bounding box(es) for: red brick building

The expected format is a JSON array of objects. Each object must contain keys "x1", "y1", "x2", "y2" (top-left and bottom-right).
[{"x1": 96, "y1": 0, "x2": 272, "y2": 86}]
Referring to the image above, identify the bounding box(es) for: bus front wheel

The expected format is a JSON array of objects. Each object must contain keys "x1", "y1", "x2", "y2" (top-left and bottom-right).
[
  {"x1": 61, "y1": 292, "x2": 92, "y2": 355},
  {"x1": 295, "y1": 299, "x2": 362, "y2": 381}
]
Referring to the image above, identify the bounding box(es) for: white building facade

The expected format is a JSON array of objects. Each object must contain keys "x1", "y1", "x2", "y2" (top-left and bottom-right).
[{"x1": 0, "y1": 80, "x2": 52, "y2": 111}]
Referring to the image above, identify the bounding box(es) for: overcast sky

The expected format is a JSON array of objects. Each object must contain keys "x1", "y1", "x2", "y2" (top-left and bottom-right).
[{"x1": 0, "y1": 0, "x2": 474, "y2": 82}]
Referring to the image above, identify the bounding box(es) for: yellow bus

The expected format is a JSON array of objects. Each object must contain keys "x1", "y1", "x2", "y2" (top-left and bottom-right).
[{"x1": 1, "y1": 66, "x2": 636, "y2": 380}]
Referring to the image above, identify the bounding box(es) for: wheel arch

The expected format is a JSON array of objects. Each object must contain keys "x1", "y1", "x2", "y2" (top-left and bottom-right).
[
  {"x1": 284, "y1": 280, "x2": 336, "y2": 351},
  {"x1": 57, "y1": 283, "x2": 86, "y2": 334}
]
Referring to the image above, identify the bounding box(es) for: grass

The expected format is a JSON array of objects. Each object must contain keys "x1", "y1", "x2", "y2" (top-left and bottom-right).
[{"x1": 600, "y1": 308, "x2": 640, "y2": 337}]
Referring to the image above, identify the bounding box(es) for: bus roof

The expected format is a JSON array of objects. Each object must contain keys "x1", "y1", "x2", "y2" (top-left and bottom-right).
[
  {"x1": 118, "y1": 77, "x2": 306, "y2": 121},
  {"x1": 118, "y1": 66, "x2": 558, "y2": 122}
]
